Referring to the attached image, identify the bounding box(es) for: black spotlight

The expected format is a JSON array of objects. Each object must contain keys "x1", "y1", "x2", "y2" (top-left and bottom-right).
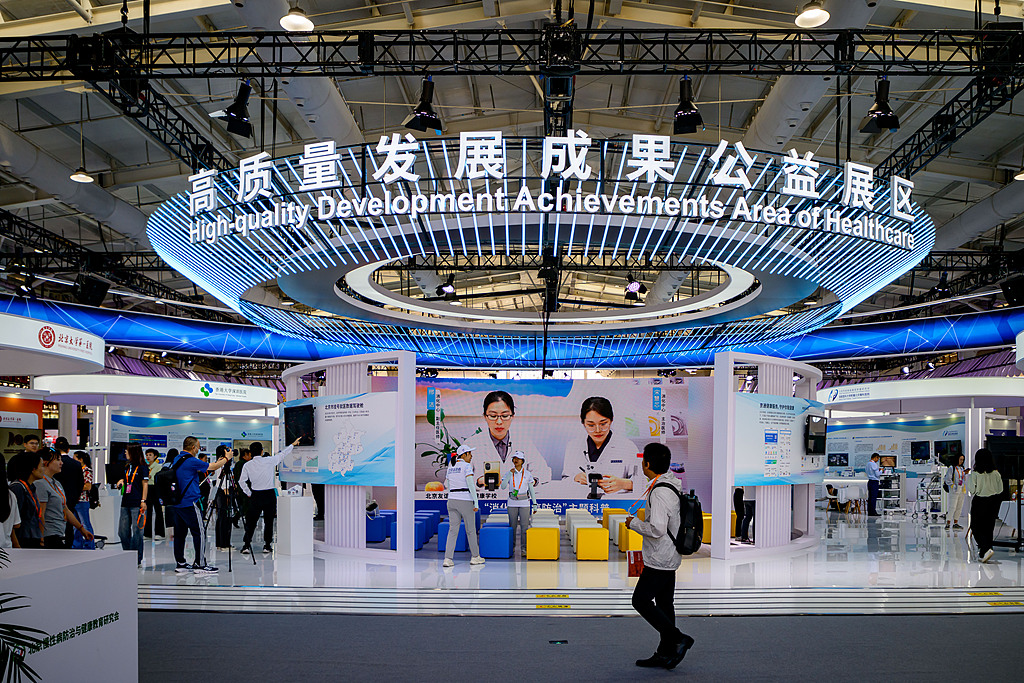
[
  {"x1": 625, "y1": 276, "x2": 647, "y2": 302},
  {"x1": 403, "y1": 77, "x2": 443, "y2": 134},
  {"x1": 859, "y1": 77, "x2": 900, "y2": 134},
  {"x1": 673, "y1": 76, "x2": 704, "y2": 135},
  {"x1": 74, "y1": 274, "x2": 110, "y2": 307},
  {"x1": 210, "y1": 79, "x2": 253, "y2": 138}
]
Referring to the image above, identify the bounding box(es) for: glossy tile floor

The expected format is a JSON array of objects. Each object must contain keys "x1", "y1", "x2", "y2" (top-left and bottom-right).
[{"x1": 128, "y1": 508, "x2": 1024, "y2": 615}]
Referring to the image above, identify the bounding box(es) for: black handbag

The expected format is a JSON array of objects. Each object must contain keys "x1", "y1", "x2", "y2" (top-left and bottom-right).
[{"x1": 88, "y1": 484, "x2": 100, "y2": 509}]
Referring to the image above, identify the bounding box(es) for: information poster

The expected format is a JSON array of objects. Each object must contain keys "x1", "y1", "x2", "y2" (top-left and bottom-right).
[
  {"x1": 825, "y1": 414, "x2": 964, "y2": 473},
  {"x1": 278, "y1": 392, "x2": 397, "y2": 486},
  {"x1": 734, "y1": 393, "x2": 824, "y2": 485},
  {"x1": 0, "y1": 396, "x2": 44, "y2": 459},
  {"x1": 110, "y1": 413, "x2": 273, "y2": 457}
]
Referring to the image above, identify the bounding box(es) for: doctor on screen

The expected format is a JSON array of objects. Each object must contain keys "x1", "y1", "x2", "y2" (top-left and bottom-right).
[
  {"x1": 461, "y1": 390, "x2": 552, "y2": 487},
  {"x1": 561, "y1": 396, "x2": 641, "y2": 494}
]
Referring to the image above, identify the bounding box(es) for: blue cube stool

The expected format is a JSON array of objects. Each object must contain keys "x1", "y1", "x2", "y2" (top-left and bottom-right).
[
  {"x1": 390, "y1": 520, "x2": 426, "y2": 550},
  {"x1": 415, "y1": 512, "x2": 437, "y2": 539},
  {"x1": 437, "y1": 521, "x2": 468, "y2": 552},
  {"x1": 366, "y1": 515, "x2": 387, "y2": 543},
  {"x1": 479, "y1": 525, "x2": 514, "y2": 559},
  {"x1": 419, "y1": 510, "x2": 441, "y2": 536},
  {"x1": 380, "y1": 510, "x2": 397, "y2": 536}
]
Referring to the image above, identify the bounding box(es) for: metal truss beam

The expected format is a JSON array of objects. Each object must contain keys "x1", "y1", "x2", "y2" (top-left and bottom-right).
[
  {"x1": 3, "y1": 250, "x2": 172, "y2": 273},
  {"x1": 0, "y1": 28, "x2": 1021, "y2": 80},
  {"x1": 876, "y1": 31, "x2": 1024, "y2": 179},
  {"x1": 0, "y1": 209, "x2": 232, "y2": 321},
  {"x1": 859, "y1": 249, "x2": 1024, "y2": 323}
]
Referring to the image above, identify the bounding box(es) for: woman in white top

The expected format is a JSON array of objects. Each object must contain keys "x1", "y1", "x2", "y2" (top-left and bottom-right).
[
  {"x1": 443, "y1": 444, "x2": 484, "y2": 568},
  {"x1": 967, "y1": 448, "x2": 1004, "y2": 563},
  {"x1": 562, "y1": 396, "x2": 642, "y2": 495},
  {"x1": 500, "y1": 451, "x2": 537, "y2": 557},
  {"x1": 943, "y1": 453, "x2": 969, "y2": 530},
  {"x1": 461, "y1": 391, "x2": 552, "y2": 489}
]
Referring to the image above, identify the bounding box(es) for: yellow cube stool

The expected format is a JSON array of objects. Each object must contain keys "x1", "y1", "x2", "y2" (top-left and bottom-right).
[
  {"x1": 699, "y1": 512, "x2": 739, "y2": 543},
  {"x1": 617, "y1": 521, "x2": 643, "y2": 552},
  {"x1": 602, "y1": 507, "x2": 628, "y2": 528},
  {"x1": 526, "y1": 526, "x2": 560, "y2": 560},
  {"x1": 576, "y1": 526, "x2": 610, "y2": 560}
]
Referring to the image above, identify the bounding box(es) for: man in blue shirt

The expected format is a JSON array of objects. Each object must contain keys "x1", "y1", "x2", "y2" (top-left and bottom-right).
[
  {"x1": 173, "y1": 436, "x2": 232, "y2": 574},
  {"x1": 866, "y1": 453, "x2": 881, "y2": 517}
]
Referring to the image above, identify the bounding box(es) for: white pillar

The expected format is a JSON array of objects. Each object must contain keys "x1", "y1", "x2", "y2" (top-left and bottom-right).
[
  {"x1": 90, "y1": 404, "x2": 111, "y2": 485},
  {"x1": 57, "y1": 404, "x2": 76, "y2": 445},
  {"x1": 963, "y1": 407, "x2": 990, "y2": 467}
]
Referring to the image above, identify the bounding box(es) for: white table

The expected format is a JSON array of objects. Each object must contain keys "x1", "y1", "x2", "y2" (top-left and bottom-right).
[{"x1": 824, "y1": 477, "x2": 868, "y2": 504}]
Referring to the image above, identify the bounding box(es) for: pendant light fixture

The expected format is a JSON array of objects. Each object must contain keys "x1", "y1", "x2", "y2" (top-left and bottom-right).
[
  {"x1": 404, "y1": 77, "x2": 444, "y2": 134},
  {"x1": 795, "y1": 1, "x2": 830, "y2": 29},
  {"x1": 673, "y1": 76, "x2": 704, "y2": 135},
  {"x1": 70, "y1": 94, "x2": 94, "y2": 183},
  {"x1": 280, "y1": 2, "x2": 315, "y2": 32}
]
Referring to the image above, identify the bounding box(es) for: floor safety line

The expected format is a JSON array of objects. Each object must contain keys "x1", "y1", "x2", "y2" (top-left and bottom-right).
[{"x1": 138, "y1": 585, "x2": 1024, "y2": 617}]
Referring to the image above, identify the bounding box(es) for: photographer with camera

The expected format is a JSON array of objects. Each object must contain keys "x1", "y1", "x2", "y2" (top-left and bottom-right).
[
  {"x1": 172, "y1": 437, "x2": 232, "y2": 574},
  {"x1": 239, "y1": 438, "x2": 300, "y2": 555}
]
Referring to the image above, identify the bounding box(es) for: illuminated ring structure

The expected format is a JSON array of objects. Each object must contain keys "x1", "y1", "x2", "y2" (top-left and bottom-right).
[{"x1": 147, "y1": 136, "x2": 934, "y2": 367}]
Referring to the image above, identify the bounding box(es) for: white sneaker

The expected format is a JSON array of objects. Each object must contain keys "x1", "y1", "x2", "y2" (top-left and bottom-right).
[
  {"x1": 470, "y1": 556, "x2": 485, "y2": 565},
  {"x1": 982, "y1": 549, "x2": 995, "y2": 563}
]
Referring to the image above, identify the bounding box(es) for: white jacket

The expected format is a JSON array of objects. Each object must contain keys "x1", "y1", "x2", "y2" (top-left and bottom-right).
[{"x1": 630, "y1": 473, "x2": 683, "y2": 571}]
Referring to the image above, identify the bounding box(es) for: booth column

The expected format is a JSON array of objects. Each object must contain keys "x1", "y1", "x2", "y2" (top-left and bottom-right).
[
  {"x1": 322, "y1": 363, "x2": 371, "y2": 550},
  {"x1": 963, "y1": 406, "x2": 990, "y2": 468},
  {"x1": 90, "y1": 404, "x2": 110, "y2": 485},
  {"x1": 57, "y1": 404, "x2": 76, "y2": 445}
]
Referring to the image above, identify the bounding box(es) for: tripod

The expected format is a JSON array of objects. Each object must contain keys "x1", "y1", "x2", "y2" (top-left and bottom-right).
[{"x1": 202, "y1": 461, "x2": 253, "y2": 569}]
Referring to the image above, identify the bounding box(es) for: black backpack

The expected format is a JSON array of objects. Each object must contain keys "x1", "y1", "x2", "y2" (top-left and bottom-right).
[
  {"x1": 154, "y1": 457, "x2": 190, "y2": 506},
  {"x1": 651, "y1": 483, "x2": 703, "y2": 556}
]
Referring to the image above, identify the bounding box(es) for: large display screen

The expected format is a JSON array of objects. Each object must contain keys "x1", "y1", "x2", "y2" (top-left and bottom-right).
[
  {"x1": 284, "y1": 404, "x2": 315, "y2": 446},
  {"x1": 935, "y1": 439, "x2": 963, "y2": 466},
  {"x1": 381, "y1": 376, "x2": 712, "y2": 514}
]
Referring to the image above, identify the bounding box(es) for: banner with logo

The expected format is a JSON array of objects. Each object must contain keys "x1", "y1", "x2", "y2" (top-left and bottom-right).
[{"x1": 367, "y1": 377, "x2": 715, "y2": 514}]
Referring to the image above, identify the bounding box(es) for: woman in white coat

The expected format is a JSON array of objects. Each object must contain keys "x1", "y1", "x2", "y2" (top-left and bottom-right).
[
  {"x1": 561, "y1": 396, "x2": 642, "y2": 495},
  {"x1": 461, "y1": 390, "x2": 552, "y2": 489}
]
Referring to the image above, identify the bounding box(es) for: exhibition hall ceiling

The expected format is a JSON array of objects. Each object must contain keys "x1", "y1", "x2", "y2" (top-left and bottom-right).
[{"x1": 0, "y1": 0, "x2": 1022, "y2": 367}]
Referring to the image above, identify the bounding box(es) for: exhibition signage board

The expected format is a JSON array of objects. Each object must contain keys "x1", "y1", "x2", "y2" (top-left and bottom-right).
[
  {"x1": 146, "y1": 132, "x2": 934, "y2": 365},
  {"x1": 825, "y1": 413, "x2": 965, "y2": 473},
  {"x1": 33, "y1": 374, "x2": 279, "y2": 412},
  {"x1": 733, "y1": 392, "x2": 825, "y2": 486},
  {"x1": 278, "y1": 391, "x2": 398, "y2": 486},
  {"x1": 109, "y1": 413, "x2": 274, "y2": 457},
  {"x1": 0, "y1": 311, "x2": 103, "y2": 375},
  {"x1": 0, "y1": 395, "x2": 44, "y2": 459}
]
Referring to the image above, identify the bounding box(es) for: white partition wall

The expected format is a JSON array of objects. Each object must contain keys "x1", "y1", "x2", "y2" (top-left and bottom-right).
[
  {"x1": 282, "y1": 351, "x2": 416, "y2": 561},
  {"x1": 711, "y1": 351, "x2": 822, "y2": 559}
]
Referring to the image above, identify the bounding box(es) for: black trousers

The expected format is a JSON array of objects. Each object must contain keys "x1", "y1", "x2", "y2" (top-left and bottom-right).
[
  {"x1": 868, "y1": 479, "x2": 880, "y2": 515},
  {"x1": 740, "y1": 501, "x2": 756, "y2": 540},
  {"x1": 243, "y1": 489, "x2": 277, "y2": 547},
  {"x1": 970, "y1": 494, "x2": 1002, "y2": 555},
  {"x1": 214, "y1": 489, "x2": 233, "y2": 548},
  {"x1": 144, "y1": 489, "x2": 165, "y2": 537},
  {"x1": 631, "y1": 566, "x2": 684, "y2": 653}
]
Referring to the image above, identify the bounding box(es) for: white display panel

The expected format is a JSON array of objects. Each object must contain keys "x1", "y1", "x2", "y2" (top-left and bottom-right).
[
  {"x1": 278, "y1": 391, "x2": 398, "y2": 486},
  {"x1": 733, "y1": 392, "x2": 824, "y2": 485}
]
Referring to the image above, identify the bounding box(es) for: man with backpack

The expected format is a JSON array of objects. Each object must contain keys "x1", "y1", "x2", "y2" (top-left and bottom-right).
[
  {"x1": 165, "y1": 436, "x2": 232, "y2": 574},
  {"x1": 625, "y1": 442, "x2": 696, "y2": 670}
]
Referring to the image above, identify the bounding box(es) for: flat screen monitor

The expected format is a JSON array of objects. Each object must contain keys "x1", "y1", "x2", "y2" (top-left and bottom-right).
[
  {"x1": 828, "y1": 453, "x2": 849, "y2": 467},
  {"x1": 284, "y1": 405, "x2": 315, "y2": 446},
  {"x1": 934, "y1": 439, "x2": 963, "y2": 466},
  {"x1": 109, "y1": 440, "x2": 130, "y2": 462},
  {"x1": 805, "y1": 415, "x2": 827, "y2": 455},
  {"x1": 105, "y1": 461, "x2": 125, "y2": 484},
  {"x1": 910, "y1": 441, "x2": 931, "y2": 464},
  {"x1": 879, "y1": 455, "x2": 897, "y2": 469}
]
